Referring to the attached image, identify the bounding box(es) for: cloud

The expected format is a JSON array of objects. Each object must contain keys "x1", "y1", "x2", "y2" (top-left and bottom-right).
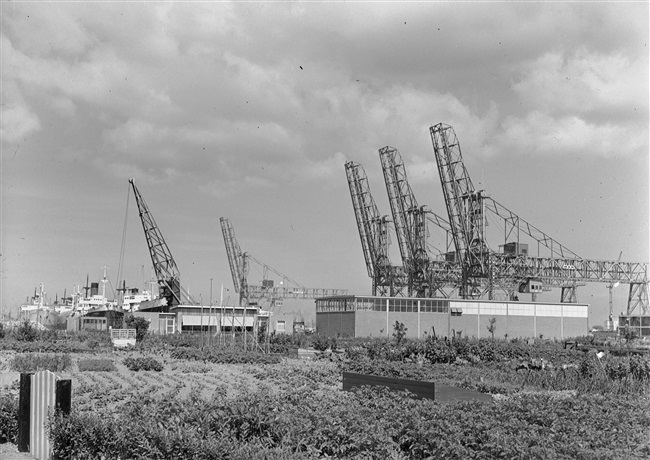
[
  {"x1": 512, "y1": 50, "x2": 648, "y2": 121},
  {"x1": 489, "y1": 111, "x2": 647, "y2": 158},
  {"x1": 1, "y1": 81, "x2": 41, "y2": 144}
]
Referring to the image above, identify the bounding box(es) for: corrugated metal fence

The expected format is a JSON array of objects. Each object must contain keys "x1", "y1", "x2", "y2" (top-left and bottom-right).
[{"x1": 18, "y1": 370, "x2": 72, "y2": 460}]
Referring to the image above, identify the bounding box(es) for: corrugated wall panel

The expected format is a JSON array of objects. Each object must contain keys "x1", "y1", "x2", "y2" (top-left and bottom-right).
[{"x1": 30, "y1": 370, "x2": 57, "y2": 460}]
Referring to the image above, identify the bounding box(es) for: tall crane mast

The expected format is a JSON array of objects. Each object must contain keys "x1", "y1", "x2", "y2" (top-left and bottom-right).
[
  {"x1": 430, "y1": 123, "x2": 490, "y2": 298},
  {"x1": 380, "y1": 146, "x2": 447, "y2": 297},
  {"x1": 129, "y1": 179, "x2": 195, "y2": 308},
  {"x1": 345, "y1": 161, "x2": 406, "y2": 296},
  {"x1": 220, "y1": 217, "x2": 249, "y2": 307}
]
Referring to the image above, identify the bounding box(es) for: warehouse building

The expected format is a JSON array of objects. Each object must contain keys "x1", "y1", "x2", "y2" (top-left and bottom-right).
[{"x1": 315, "y1": 295, "x2": 588, "y2": 340}]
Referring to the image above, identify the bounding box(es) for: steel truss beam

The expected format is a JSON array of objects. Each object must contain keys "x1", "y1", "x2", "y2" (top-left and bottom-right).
[
  {"x1": 489, "y1": 254, "x2": 647, "y2": 285},
  {"x1": 345, "y1": 161, "x2": 408, "y2": 296},
  {"x1": 130, "y1": 179, "x2": 195, "y2": 307}
]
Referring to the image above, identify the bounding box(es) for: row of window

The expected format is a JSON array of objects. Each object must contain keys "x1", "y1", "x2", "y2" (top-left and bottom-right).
[
  {"x1": 315, "y1": 297, "x2": 450, "y2": 313},
  {"x1": 619, "y1": 316, "x2": 650, "y2": 327}
]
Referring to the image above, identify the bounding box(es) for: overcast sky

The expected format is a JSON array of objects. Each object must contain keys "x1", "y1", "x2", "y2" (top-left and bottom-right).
[{"x1": 1, "y1": 1, "x2": 648, "y2": 326}]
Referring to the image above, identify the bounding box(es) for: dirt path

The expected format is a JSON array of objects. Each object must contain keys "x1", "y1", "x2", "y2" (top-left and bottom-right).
[{"x1": 0, "y1": 443, "x2": 37, "y2": 460}]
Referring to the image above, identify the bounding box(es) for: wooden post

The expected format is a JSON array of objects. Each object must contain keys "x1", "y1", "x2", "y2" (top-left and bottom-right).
[
  {"x1": 18, "y1": 373, "x2": 32, "y2": 452},
  {"x1": 55, "y1": 379, "x2": 72, "y2": 415}
]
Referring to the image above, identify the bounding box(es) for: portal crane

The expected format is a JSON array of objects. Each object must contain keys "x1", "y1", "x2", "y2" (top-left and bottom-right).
[
  {"x1": 129, "y1": 179, "x2": 196, "y2": 308},
  {"x1": 428, "y1": 123, "x2": 648, "y2": 313},
  {"x1": 220, "y1": 217, "x2": 349, "y2": 306},
  {"x1": 220, "y1": 217, "x2": 249, "y2": 308},
  {"x1": 379, "y1": 146, "x2": 453, "y2": 297},
  {"x1": 429, "y1": 124, "x2": 490, "y2": 298},
  {"x1": 345, "y1": 161, "x2": 407, "y2": 296}
]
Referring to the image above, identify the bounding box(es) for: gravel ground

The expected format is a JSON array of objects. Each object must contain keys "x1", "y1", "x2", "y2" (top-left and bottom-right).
[{"x1": 0, "y1": 442, "x2": 38, "y2": 459}]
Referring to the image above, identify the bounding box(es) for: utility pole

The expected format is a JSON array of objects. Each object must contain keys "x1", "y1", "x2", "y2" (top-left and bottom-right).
[{"x1": 209, "y1": 278, "x2": 213, "y2": 347}]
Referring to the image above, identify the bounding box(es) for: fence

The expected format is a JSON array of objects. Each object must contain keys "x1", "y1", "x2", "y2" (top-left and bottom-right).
[
  {"x1": 110, "y1": 328, "x2": 137, "y2": 347},
  {"x1": 18, "y1": 370, "x2": 72, "y2": 460}
]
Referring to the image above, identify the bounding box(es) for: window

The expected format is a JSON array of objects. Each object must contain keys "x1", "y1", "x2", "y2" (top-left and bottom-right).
[{"x1": 277, "y1": 321, "x2": 286, "y2": 332}]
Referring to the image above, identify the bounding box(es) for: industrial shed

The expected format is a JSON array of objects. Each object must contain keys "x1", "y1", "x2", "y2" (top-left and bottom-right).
[{"x1": 316, "y1": 295, "x2": 588, "y2": 340}]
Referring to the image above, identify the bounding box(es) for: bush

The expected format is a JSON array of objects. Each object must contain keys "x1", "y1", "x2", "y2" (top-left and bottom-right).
[
  {"x1": 392, "y1": 321, "x2": 408, "y2": 345},
  {"x1": 10, "y1": 353, "x2": 72, "y2": 373},
  {"x1": 13, "y1": 320, "x2": 39, "y2": 342},
  {"x1": 124, "y1": 315, "x2": 150, "y2": 343},
  {"x1": 0, "y1": 395, "x2": 18, "y2": 444},
  {"x1": 312, "y1": 335, "x2": 337, "y2": 352},
  {"x1": 0, "y1": 340, "x2": 92, "y2": 353},
  {"x1": 267, "y1": 333, "x2": 308, "y2": 354},
  {"x1": 77, "y1": 359, "x2": 117, "y2": 372},
  {"x1": 46, "y1": 380, "x2": 650, "y2": 459},
  {"x1": 123, "y1": 357, "x2": 163, "y2": 372},
  {"x1": 169, "y1": 347, "x2": 282, "y2": 365}
]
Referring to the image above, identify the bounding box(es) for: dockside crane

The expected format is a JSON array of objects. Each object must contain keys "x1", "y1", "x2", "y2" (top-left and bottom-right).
[
  {"x1": 220, "y1": 217, "x2": 349, "y2": 307},
  {"x1": 379, "y1": 146, "x2": 455, "y2": 297},
  {"x1": 428, "y1": 123, "x2": 648, "y2": 313},
  {"x1": 430, "y1": 124, "x2": 491, "y2": 298},
  {"x1": 220, "y1": 217, "x2": 249, "y2": 308},
  {"x1": 345, "y1": 161, "x2": 407, "y2": 296},
  {"x1": 129, "y1": 179, "x2": 196, "y2": 309}
]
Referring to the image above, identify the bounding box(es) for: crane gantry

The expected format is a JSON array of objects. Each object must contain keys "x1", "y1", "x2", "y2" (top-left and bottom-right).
[
  {"x1": 428, "y1": 123, "x2": 648, "y2": 314},
  {"x1": 345, "y1": 124, "x2": 648, "y2": 316},
  {"x1": 220, "y1": 217, "x2": 348, "y2": 307}
]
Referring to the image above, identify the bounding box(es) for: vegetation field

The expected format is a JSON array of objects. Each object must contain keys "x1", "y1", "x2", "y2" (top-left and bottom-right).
[{"x1": 1, "y1": 322, "x2": 650, "y2": 459}]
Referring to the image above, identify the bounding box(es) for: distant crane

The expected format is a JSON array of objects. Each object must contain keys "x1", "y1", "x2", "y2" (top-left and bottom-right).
[
  {"x1": 430, "y1": 124, "x2": 491, "y2": 298},
  {"x1": 129, "y1": 179, "x2": 197, "y2": 308},
  {"x1": 607, "y1": 251, "x2": 623, "y2": 329},
  {"x1": 379, "y1": 146, "x2": 454, "y2": 297},
  {"x1": 428, "y1": 123, "x2": 648, "y2": 313},
  {"x1": 220, "y1": 217, "x2": 348, "y2": 307},
  {"x1": 220, "y1": 217, "x2": 249, "y2": 308},
  {"x1": 345, "y1": 161, "x2": 407, "y2": 296}
]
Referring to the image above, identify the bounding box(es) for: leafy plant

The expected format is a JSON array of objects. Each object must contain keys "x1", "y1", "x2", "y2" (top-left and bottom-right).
[
  {"x1": 13, "y1": 320, "x2": 39, "y2": 342},
  {"x1": 10, "y1": 353, "x2": 72, "y2": 373},
  {"x1": 77, "y1": 359, "x2": 117, "y2": 372},
  {"x1": 487, "y1": 317, "x2": 497, "y2": 339},
  {"x1": 169, "y1": 347, "x2": 281, "y2": 365},
  {"x1": 312, "y1": 335, "x2": 337, "y2": 352},
  {"x1": 392, "y1": 321, "x2": 407, "y2": 345},
  {"x1": 0, "y1": 395, "x2": 18, "y2": 443},
  {"x1": 123, "y1": 356, "x2": 163, "y2": 372},
  {"x1": 124, "y1": 315, "x2": 150, "y2": 343}
]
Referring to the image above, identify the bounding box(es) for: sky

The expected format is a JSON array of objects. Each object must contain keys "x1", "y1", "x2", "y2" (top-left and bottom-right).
[{"x1": 1, "y1": 1, "x2": 648, "y2": 327}]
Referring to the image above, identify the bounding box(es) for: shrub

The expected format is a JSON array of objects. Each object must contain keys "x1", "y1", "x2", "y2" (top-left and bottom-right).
[
  {"x1": 312, "y1": 335, "x2": 337, "y2": 352},
  {"x1": 0, "y1": 395, "x2": 18, "y2": 444},
  {"x1": 124, "y1": 315, "x2": 150, "y2": 343},
  {"x1": 0, "y1": 341, "x2": 92, "y2": 353},
  {"x1": 46, "y1": 380, "x2": 650, "y2": 459},
  {"x1": 169, "y1": 347, "x2": 282, "y2": 365},
  {"x1": 392, "y1": 321, "x2": 407, "y2": 345},
  {"x1": 123, "y1": 356, "x2": 163, "y2": 372},
  {"x1": 77, "y1": 359, "x2": 117, "y2": 372},
  {"x1": 10, "y1": 353, "x2": 72, "y2": 373},
  {"x1": 13, "y1": 320, "x2": 39, "y2": 342}
]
